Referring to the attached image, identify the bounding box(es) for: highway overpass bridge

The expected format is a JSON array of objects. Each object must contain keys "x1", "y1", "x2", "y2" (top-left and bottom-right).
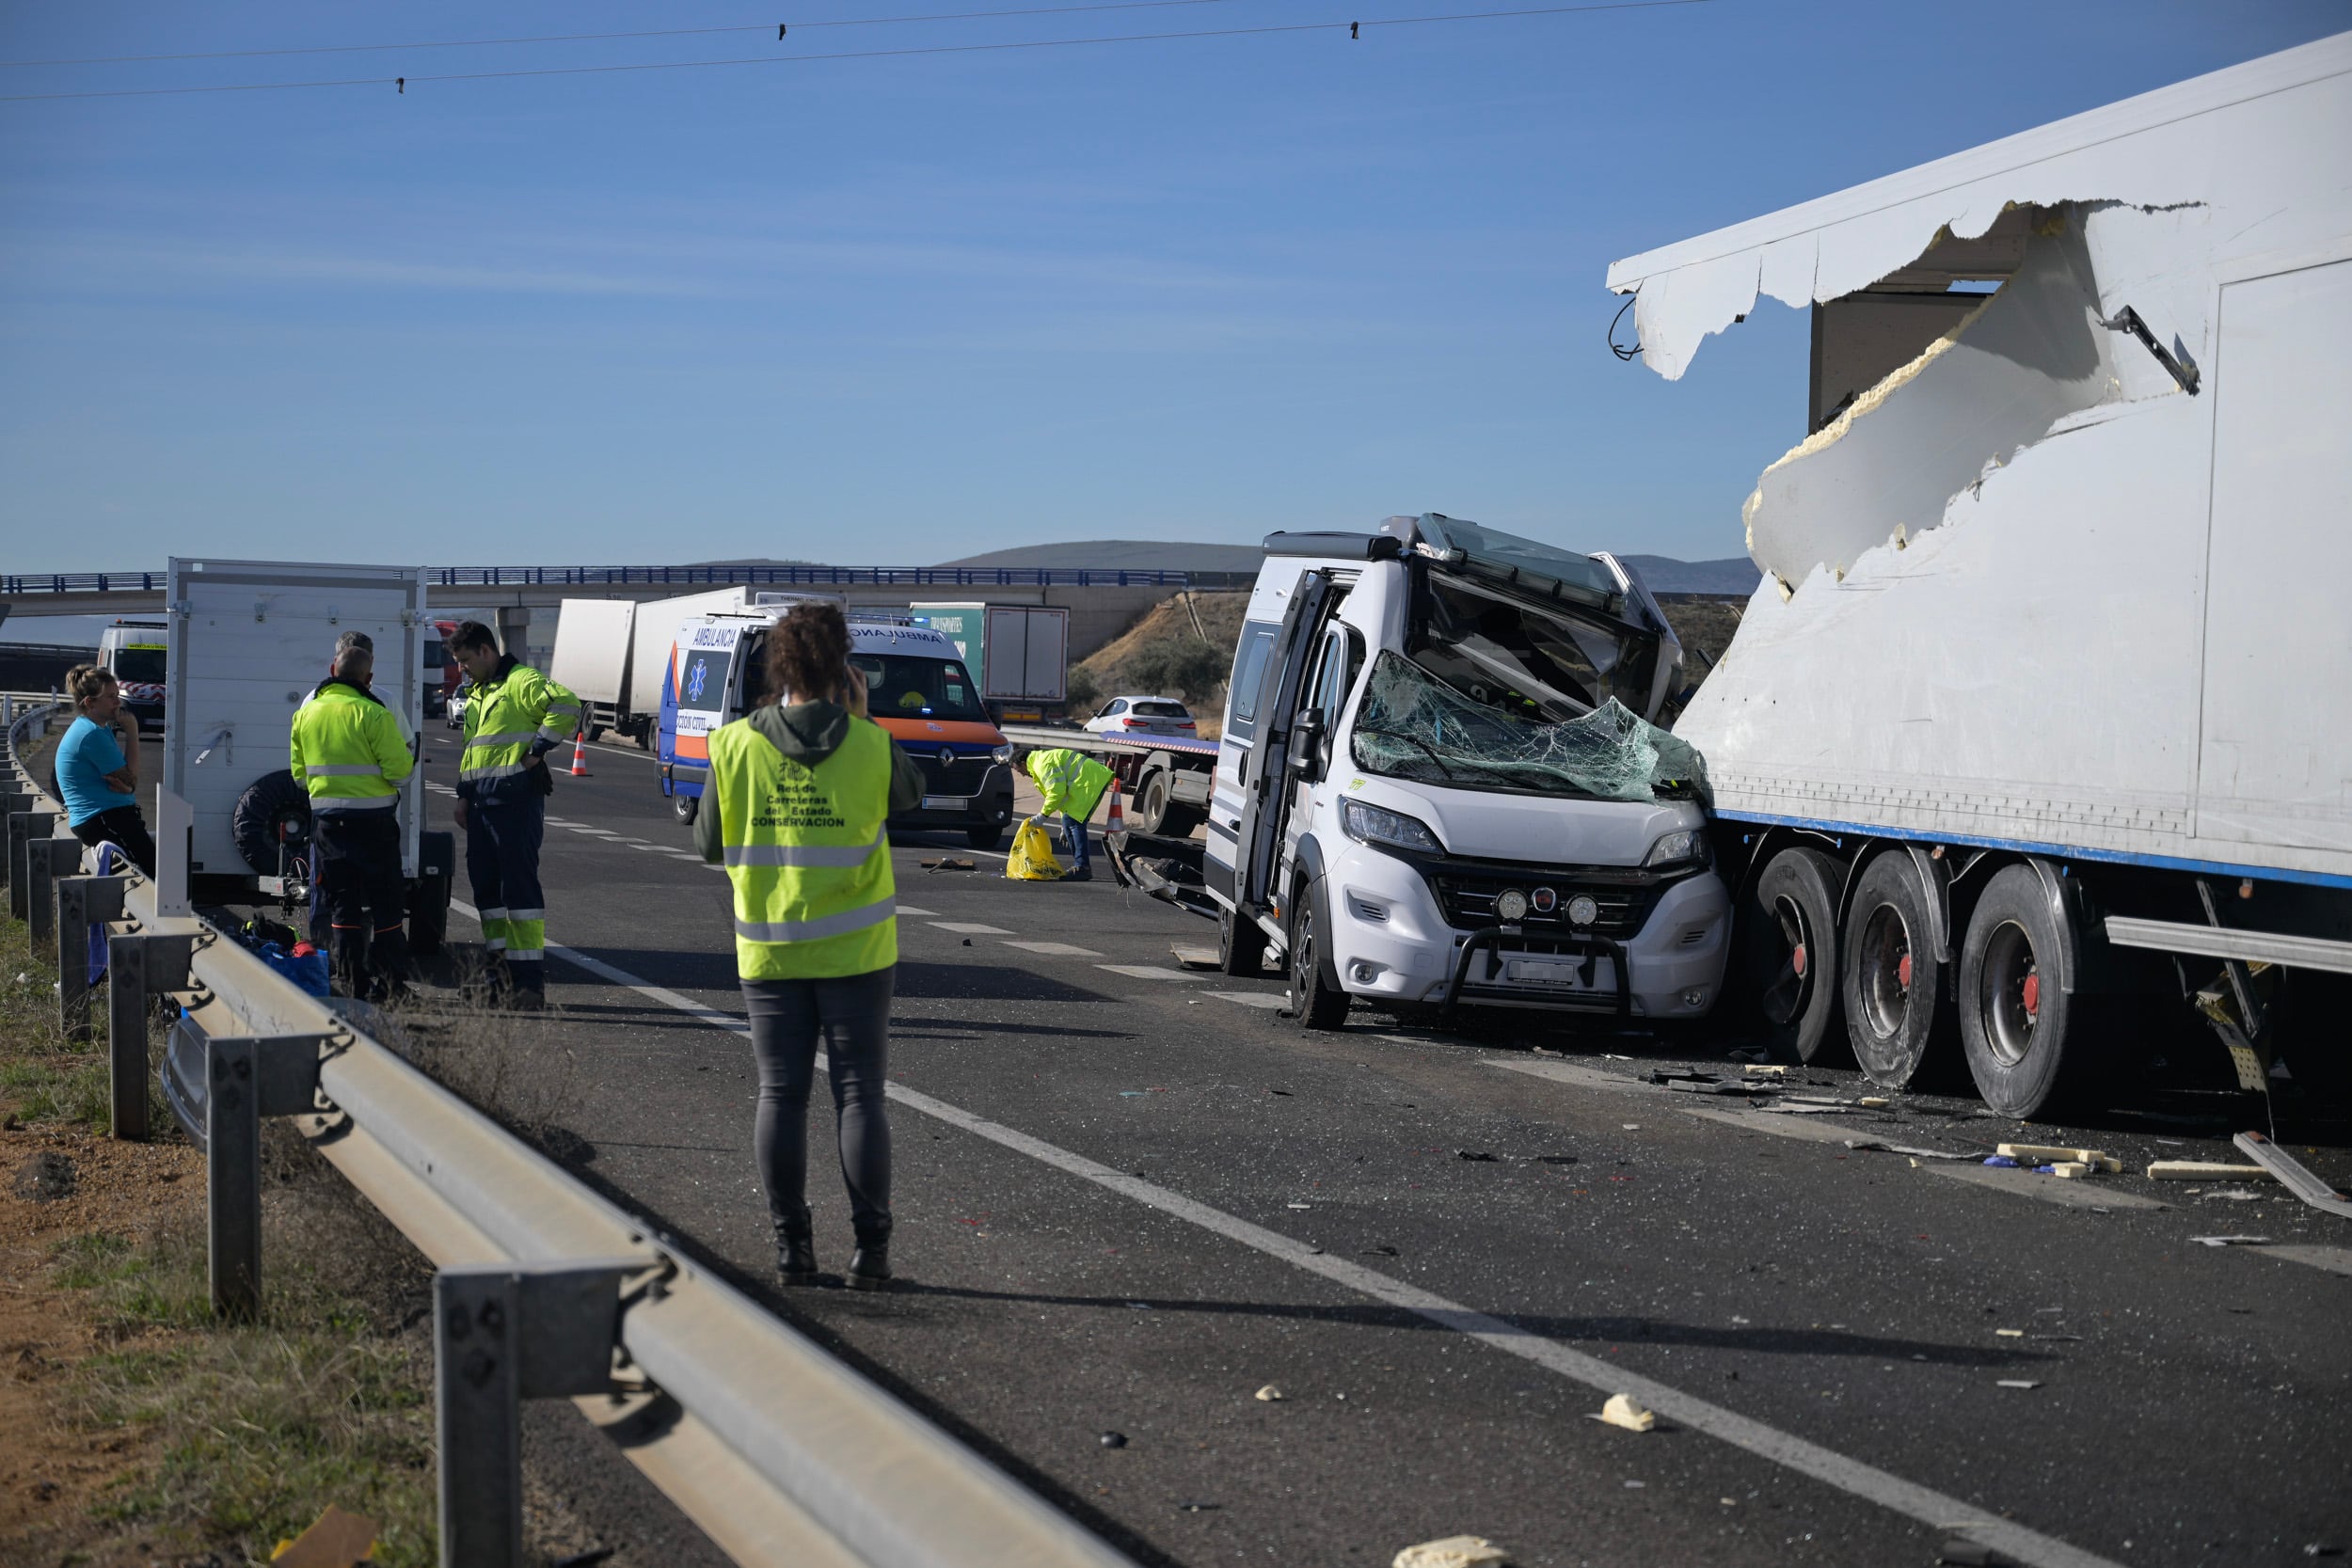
[{"x1": 1, "y1": 562, "x2": 1252, "y2": 664}]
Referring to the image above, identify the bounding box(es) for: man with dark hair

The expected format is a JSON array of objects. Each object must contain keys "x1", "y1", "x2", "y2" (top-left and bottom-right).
[
  {"x1": 290, "y1": 630, "x2": 416, "y2": 999},
  {"x1": 448, "y1": 619, "x2": 580, "y2": 1009}
]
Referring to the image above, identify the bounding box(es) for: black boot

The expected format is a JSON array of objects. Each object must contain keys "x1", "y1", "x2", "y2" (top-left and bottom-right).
[
  {"x1": 778, "y1": 1208, "x2": 818, "y2": 1286},
  {"x1": 847, "y1": 1218, "x2": 893, "y2": 1291}
]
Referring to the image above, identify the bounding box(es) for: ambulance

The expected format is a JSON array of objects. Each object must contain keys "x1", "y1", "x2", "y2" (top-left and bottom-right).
[
  {"x1": 99, "y1": 619, "x2": 170, "y2": 735},
  {"x1": 657, "y1": 601, "x2": 1018, "y2": 848}
]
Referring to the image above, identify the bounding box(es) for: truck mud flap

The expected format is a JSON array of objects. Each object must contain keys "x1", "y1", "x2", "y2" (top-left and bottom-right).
[{"x1": 1106, "y1": 830, "x2": 1220, "y2": 921}]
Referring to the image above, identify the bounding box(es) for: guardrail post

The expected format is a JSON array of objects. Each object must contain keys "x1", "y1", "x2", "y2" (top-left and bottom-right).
[
  {"x1": 56, "y1": 874, "x2": 124, "y2": 1042},
  {"x1": 192, "y1": 1023, "x2": 328, "y2": 1319},
  {"x1": 108, "y1": 933, "x2": 193, "y2": 1141},
  {"x1": 436, "y1": 1260, "x2": 630, "y2": 1567},
  {"x1": 8, "y1": 808, "x2": 56, "y2": 915},
  {"x1": 27, "y1": 836, "x2": 77, "y2": 948},
  {"x1": 0, "y1": 792, "x2": 28, "y2": 890}
]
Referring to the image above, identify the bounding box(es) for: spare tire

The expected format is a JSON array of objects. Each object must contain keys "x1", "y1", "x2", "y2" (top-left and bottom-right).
[{"x1": 232, "y1": 770, "x2": 311, "y2": 875}]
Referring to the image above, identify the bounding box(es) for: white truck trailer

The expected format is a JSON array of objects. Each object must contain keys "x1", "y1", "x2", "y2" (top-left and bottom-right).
[
  {"x1": 1608, "y1": 32, "x2": 2352, "y2": 1115},
  {"x1": 161, "y1": 558, "x2": 454, "y2": 950},
  {"x1": 548, "y1": 587, "x2": 794, "y2": 748},
  {"x1": 909, "y1": 602, "x2": 1072, "y2": 723}
]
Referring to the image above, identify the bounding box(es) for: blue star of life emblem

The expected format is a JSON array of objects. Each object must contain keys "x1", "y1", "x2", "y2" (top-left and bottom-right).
[{"x1": 686, "y1": 660, "x2": 709, "y2": 705}]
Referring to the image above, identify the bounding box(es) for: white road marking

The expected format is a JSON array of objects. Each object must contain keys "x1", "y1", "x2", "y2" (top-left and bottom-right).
[
  {"x1": 1487, "y1": 1057, "x2": 1665, "y2": 1096},
  {"x1": 1929, "y1": 1164, "x2": 2169, "y2": 1212},
  {"x1": 1203, "y1": 990, "x2": 1286, "y2": 1009},
  {"x1": 440, "y1": 905, "x2": 2127, "y2": 1568},
  {"x1": 1093, "y1": 964, "x2": 1194, "y2": 981},
  {"x1": 571, "y1": 827, "x2": 621, "y2": 836},
  {"x1": 895, "y1": 905, "x2": 939, "y2": 916},
  {"x1": 929, "y1": 922, "x2": 1013, "y2": 936},
  {"x1": 1002, "y1": 941, "x2": 1104, "y2": 958},
  {"x1": 1681, "y1": 1107, "x2": 1896, "y2": 1148},
  {"x1": 2265, "y1": 1244, "x2": 2352, "y2": 1277}
]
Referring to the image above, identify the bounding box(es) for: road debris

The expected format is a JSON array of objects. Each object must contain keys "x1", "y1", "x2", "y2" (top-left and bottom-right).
[
  {"x1": 1596, "y1": 1393, "x2": 1658, "y2": 1432},
  {"x1": 1858, "y1": 1096, "x2": 1890, "y2": 1108},
  {"x1": 2149, "y1": 1160, "x2": 2272, "y2": 1181},
  {"x1": 1994, "y1": 1380, "x2": 2042, "y2": 1390},
  {"x1": 1255, "y1": 1385, "x2": 1285, "y2": 1402},
  {"x1": 1457, "y1": 1149, "x2": 1500, "y2": 1162},
  {"x1": 2235, "y1": 1131, "x2": 2352, "y2": 1218},
  {"x1": 1100, "y1": 1431, "x2": 1128, "y2": 1449},
  {"x1": 919, "y1": 856, "x2": 978, "y2": 871},
  {"x1": 270, "y1": 1505, "x2": 379, "y2": 1568},
  {"x1": 1844, "y1": 1139, "x2": 1969, "y2": 1160},
  {"x1": 1392, "y1": 1537, "x2": 1510, "y2": 1568},
  {"x1": 1740, "y1": 1064, "x2": 1790, "y2": 1078},
  {"x1": 2189, "y1": 1235, "x2": 2272, "y2": 1247},
  {"x1": 1999, "y1": 1142, "x2": 2120, "y2": 1170},
  {"x1": 1171, "y1": 943, "x2": 1220, "y2": 970},
  {"x1": 1938, "y1": 1541, "x2": 2028, "y2": 1567},
  {"x1": 1994, "y1": 1328, "x2": 2024, "y2": 1338}
]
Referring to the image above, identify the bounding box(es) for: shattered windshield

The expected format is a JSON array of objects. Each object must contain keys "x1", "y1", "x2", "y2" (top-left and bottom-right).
[
  {"x1": 1351, "y1": 651, "x2": 1708, "y2": 803},
  {"x1": 1413, "y1": 574, "x2": 1656, "y2": 720}
]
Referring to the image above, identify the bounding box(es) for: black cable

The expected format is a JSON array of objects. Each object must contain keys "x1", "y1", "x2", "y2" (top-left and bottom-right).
[
  {"x1": 0, "y1": 2, "x2": 1716, "y2": 103},
  {"x1": 1608, "y1": 291, "x2": 1642, "y2": 361},
  {"x1": 0, "y1": 0, "x2": 1243, "y2": 69}
]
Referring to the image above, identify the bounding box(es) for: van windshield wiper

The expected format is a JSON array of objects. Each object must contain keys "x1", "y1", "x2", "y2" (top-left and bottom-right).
[{"x1": 1355, "y1": 726, "x2": 1459, "y2": 782}]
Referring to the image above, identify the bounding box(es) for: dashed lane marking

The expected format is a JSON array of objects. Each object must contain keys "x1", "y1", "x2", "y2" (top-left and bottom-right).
[
  {"x1": 1487, "y1": 1057, "x2": 1666, "y2": 1096},
  {"x1": 1202, "y1": 990, "x2": 1285, "y2": 1009},
  {"x1": 929, "y1": 922, "x2": 1013, "y2": 936},
  {"x1": 1002, "y1": 941, "x2": 1104, "y2": 958},
  {"x1": 1093, "y1": 964, "x2": 1194, "y2": 982},
  {"x1": 2265, "y1": 1245, "x2": 2352, "y2": 1277},
  {"x1": 1929, "y1": 1164, "x2": 2169, "y2": 1212},
  {"x1": 442, "y1": 900, "x2": 2124, "y2": 1568},
  {"x1": 896, "y1": 905, "x2": 938, "y2": 917}
]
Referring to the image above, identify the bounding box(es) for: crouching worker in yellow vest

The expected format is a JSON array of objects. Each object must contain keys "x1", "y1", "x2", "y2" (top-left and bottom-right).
[
  {"x1": 1022, "y1": 747, "x2": 1115, "y2": 882},
  {"x1": 697, "y1": 602, "x2": 925, "y2": 1291}
]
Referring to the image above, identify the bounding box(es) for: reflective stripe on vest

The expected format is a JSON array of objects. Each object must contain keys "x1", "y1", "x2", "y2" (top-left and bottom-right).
[
  {"x1": 291, "y1": 684, "x2": 409, "y2": 807},
  {"x1": 461, "y1": 664, "x2": 580, "y2": 784},
  {"x1": 305, "y1": 763, "x2": 384, "y2": 777},
  {"x1": 711, "y1": 716, "x2": 897, "y2": 981}
]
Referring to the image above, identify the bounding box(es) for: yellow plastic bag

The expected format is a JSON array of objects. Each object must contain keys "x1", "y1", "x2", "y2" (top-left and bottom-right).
[{"x1": 1006, "y1": 818, "x2": 1064, "y2": 880}]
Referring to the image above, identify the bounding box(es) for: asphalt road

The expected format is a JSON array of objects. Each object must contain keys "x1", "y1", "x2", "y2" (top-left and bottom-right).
[{"x1": 399, "y1": 731, "x2": 2352, "y2": 1563}]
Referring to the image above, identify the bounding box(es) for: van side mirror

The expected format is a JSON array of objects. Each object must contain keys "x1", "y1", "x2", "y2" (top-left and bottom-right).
[{"x1": 1286, "y1": 710, "x2": 1326, "y2": 780}]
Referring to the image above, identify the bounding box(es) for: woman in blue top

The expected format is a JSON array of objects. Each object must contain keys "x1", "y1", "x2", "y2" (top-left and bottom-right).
[{"x1": 56, "y1": 664, "x2": 156, "y2": 874}]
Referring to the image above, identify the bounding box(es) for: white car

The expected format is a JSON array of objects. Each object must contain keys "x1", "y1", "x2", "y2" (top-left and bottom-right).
[
  {"x1": 1085, "y1": 696, "x2": 1197, "y2": 737},
  {"x1": 446, "y1": 681, "x2": 470, "y2": 730}
]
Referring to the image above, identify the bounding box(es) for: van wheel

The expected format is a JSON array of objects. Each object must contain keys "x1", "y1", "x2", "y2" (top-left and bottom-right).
[
  {"x1": 1287, "y1": 888, "x2": 1350, "y2": 1030},
  {"x1": 1958, "y1": 863, "x2": 2094, "y2": 1117},
  {"x1": 1219, "y1": 907, "x2": 1267, "y2": 976},
  {"x1": 1841, "y1": 852, "x2": 1947, "y2": 1089},
  {"x1": 966, "y1": 825, "x2": 1006, "y2": 851},
  {"x1": 1736, "y1": 847, "x2": 1846, "y2": 1064},
  {"x1": 674, "y1": 793, "x2": 698, "y2": 826}
]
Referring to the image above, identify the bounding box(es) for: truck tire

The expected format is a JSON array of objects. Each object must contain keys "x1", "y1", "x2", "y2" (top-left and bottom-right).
[
  {"x1": 1840, "y1": 851, "x2": 1947, "y2": 1090},
  {"x1": 634, "y1": 721, "x2": 653, "y2": 752},
  {"x1": 231, "y1": 770, "x2": 311, "y2": 875},
  {"x1": 1219, "y1": 906, "x2": 1268, "y2": 976},
  {"x1": 1957, "y1": 863, "x2": 2096, "y2": 1117},
  {"x1": 1135, "y1": 769, "x2": 1174, "y2": 834},
  {"x1": 407, "y1": 871, "x2": 452, "y2": 958},
  {"x1": 1736, "y1": 847, "x2": 1846, "y2": 1064},
  {"x1": 586, "y1": 722, "x2": 607, "y2": 743},
  {"x1": 1286, "y1": 882, "x2": 1350, "y2": 1031}
]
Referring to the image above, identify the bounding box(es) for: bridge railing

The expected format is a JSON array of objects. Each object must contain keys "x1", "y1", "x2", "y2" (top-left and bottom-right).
[{"x1": 5, "y1": 563, "x2": 1223, "y2": 594}]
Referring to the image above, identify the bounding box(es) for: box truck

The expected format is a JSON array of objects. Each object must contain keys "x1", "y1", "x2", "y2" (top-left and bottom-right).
[
  {"x1": 1606, "y1": 31, "x2": 2352, "y2": 1115},
  {"x1": 909, "y1": 602, "x2": 1070, "y2": 723}
]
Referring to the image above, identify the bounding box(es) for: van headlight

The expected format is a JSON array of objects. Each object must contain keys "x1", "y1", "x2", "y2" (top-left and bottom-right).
[
  {"x1": 1343, "y1": 798, "x2": 1441, "y2": 854},
  {"x1": 1643, "y1": 828, "x2": 1708, "y2": 870},
  {"x1": 991, "y1": 743, "x2": 1014, "y2": 765}
]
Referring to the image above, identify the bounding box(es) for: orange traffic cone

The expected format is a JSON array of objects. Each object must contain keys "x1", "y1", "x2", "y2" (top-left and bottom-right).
[
  {"x1": 569, "y1": 727, "x2": 591, "y2": 777},
  {"x1": 1104, "y1": 777, "x2": 1126, "y2": 834}
]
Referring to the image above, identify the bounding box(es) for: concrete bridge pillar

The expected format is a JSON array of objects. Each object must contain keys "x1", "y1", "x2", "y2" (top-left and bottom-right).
[{"x1": 495, "y1": 606, "x2": 533, "y2": 666}]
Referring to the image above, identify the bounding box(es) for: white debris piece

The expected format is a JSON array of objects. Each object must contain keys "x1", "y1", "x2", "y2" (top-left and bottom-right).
[
  {"x1": 1597, "y1": 1393, "x2": 1658, "y2": 1433},
  {"x1": 1392, "y1": 1537, "x2": 1510, "y2": 1568}
]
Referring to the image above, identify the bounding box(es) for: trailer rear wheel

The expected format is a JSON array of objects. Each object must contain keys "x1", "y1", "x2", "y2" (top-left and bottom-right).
[
  {"x1": 1134, "y1": 769, "x2": 1206, "y2": 838},
  {"x1": 1736, "y1": 847, "x2": 1846, "y2": 1064},
  {"x1": 1286, "y1": 886, "x2": 1350, "y2": 1031},
  {"x1": 1958, "y1": 863, "x2": 2093, "y2": 1117},
  {"x1": 407, "y1": 871, "x2": 452, "y2": 958},
  {"x1": 1841, "y1": 852, "x2": 1947, "y2": 1089}
]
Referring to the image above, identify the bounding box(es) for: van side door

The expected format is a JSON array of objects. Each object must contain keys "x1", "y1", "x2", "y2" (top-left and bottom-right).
[{"x1": 1237, "y1": 571, "x2": 1333, "y2": 914}]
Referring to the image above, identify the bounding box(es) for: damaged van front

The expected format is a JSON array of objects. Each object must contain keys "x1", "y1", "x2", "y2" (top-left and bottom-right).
[{"x1": 1202, "y1": 515, "x2": 1730, "y2": 1029}]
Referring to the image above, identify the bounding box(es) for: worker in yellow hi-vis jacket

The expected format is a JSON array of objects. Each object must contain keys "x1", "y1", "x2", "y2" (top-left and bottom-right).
[
  {"x1": 1022, "y1": 746, "x2": 1114, "y2": 882},
  {"x1": 288, "y1": 630, "x2": 416, "y2": 1000},
  {"x1": 448, "y1": 619, "x2": 580, "y2": 1010}
]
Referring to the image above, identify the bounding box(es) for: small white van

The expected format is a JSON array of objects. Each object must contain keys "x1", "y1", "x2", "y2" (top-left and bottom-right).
[{"x1": 1206, "y1": 515, "x2": 1730, "y2": 1029}]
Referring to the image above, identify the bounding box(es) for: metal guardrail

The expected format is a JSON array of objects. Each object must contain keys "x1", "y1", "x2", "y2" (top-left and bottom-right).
[
  {"x1": 3, "y1": 697, "x2": 1135, "y2": 1568},
  {"x1": 4, "y1": 563, "x2": 1238, "y2": 594}
]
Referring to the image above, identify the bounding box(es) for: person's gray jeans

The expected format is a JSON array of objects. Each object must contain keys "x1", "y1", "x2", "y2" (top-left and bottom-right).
[{"x1": 740, "y1": 966, "x2": 895, "y2": 1243}]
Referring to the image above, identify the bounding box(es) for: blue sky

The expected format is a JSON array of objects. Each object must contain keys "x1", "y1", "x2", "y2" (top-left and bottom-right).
[{"x1": 3, "y1": 0, "x2": 2344, "y2": 594}]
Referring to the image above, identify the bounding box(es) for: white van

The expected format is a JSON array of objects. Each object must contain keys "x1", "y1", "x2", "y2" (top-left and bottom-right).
[
  {"x1": 98, "y1": 619, "x2": 170, "y2": 735},
  {"x1": 1206, "y1": 515, "x2": 1730, "y2": 1029}
]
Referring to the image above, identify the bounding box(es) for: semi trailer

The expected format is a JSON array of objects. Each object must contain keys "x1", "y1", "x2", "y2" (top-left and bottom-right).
[{"x1": 1606, "y1": 31, "x2": 2352, "y2": 1116}]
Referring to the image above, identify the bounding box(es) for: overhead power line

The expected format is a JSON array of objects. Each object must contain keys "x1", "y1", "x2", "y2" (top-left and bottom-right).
[
  {"x1": 0, "y1": 2, "x2": 1715, "y2": 103},
  {"x1": 0, "y1": 0, "x2": 1241, "y2": 70}
]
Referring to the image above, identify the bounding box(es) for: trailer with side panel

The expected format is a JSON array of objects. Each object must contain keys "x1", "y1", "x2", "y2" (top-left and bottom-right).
[
  {"x1": 161, "y1": 558, "x2": 455, "y2": 952},
  {"x1": 1606, "y1": 32, "x2": 2352, "y2": 1116}
]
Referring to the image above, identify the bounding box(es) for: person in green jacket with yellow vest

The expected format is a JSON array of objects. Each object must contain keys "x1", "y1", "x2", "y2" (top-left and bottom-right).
[
  {"x1": 289, "y1": 631, "x2": 416, "y2": 1000},
  {"x1": 697, "y1": 602, "x2": 923, "y2": 1290},
  {"x1": 1022, "y1": 746, "x2": 1114, "y2": 881},
  {"x1": 449, "y1": 621, "x2": 580, "y2": 1010}
]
